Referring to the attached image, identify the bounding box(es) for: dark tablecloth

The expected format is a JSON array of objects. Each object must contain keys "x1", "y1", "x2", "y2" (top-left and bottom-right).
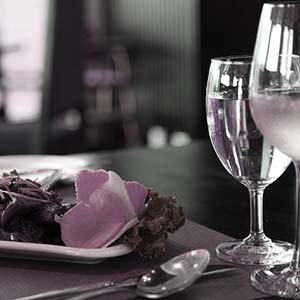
[{"x1": 1, "y1": 220, "x2": 266, "y2": 300}]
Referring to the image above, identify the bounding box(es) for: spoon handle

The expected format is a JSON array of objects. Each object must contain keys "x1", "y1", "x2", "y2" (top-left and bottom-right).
[
  {"x1": 9, "y1": 277, "x2": 139, "y2": 300},
  {"x1": 65, "y1": 286, "x2": 133, "y2": 300},
  {"x1": 8, "y1": 279, "x2": 136, "y2": 300},
  {"x1": 63, "y1": 267, "x2": 239, "y2": 300}
]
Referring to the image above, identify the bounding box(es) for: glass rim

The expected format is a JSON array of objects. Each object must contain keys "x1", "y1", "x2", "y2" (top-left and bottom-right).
[
  {"x1": 211, "y1": 55, "x2": 252, "y2": 65},
  {"x1": 264, "y1": 1, "x2": 300, "y2": 6}
]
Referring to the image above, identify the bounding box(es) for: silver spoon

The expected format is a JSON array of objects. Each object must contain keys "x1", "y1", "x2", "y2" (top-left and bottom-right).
[
  {"x1": 10, "y1": 259, "x2": 237, "y2": 300},
  {"x1": 10, "y1": 266, "x2": 237, "y2": 300},
  {"x1": 64, "y1": 248, "x2": 211, "y2": 300}
]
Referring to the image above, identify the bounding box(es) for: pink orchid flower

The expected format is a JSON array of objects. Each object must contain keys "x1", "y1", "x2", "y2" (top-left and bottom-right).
[{"x1": 59, "y1": 169, "x2": 147, "y2": 248}]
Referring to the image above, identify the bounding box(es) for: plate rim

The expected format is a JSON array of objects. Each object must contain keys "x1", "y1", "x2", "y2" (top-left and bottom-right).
[
  {"x1": 0, "y1": 154, "x2": 89, "y2": 181},
  {"x1": 0, "y1": 154, "x2": 88, "y2": 168},
  {"x1": 0, "y1": 240, "x2": 133, "y2": 263}
]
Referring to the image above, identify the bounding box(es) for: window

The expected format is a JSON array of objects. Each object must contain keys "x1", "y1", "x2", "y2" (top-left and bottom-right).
[{"x1": 0, "y1": 0, "x2": 49, "y2": 123}]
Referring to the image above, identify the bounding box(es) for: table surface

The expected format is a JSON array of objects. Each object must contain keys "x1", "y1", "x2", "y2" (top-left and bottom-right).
[
  {"x1": 2, "y1": 221, "x2": 265, "y2": 300},
  {"x1": 0, "y1": 139, "x2": 295, "y2": 299}
]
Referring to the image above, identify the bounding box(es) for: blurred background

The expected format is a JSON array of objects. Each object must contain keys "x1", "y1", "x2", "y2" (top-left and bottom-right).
[{"x1": 0, "y1": 0, "x2": 263, "y2": 155}]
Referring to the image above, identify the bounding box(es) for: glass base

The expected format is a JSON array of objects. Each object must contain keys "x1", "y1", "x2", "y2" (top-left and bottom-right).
[
  {"x1": 216, "y1": 239, "x2": 293, "y2": 265},
  {"x1": 251, "y1": 265, "x2": 300, "y2": 299}
]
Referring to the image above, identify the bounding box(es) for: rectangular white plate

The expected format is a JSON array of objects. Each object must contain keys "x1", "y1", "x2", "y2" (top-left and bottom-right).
[{"x1": 0, "y1": 240, "x2": 132, "y2": 264}]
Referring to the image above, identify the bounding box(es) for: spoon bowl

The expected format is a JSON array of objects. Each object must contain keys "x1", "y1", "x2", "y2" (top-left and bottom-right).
[{"x1": 137, "y1": 249, "x2": 210, "y2": 298}]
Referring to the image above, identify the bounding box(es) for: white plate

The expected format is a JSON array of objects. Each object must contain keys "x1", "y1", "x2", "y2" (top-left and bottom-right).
[
  {"x1": 0, "y1": 155, "x2": 89, "y2": 182},
  {"x1": 0, "y1": 240, "x2": 132, "y2": 264},
  {"x1": 0, "y1": 155, "x2": 132, "y2": 263}
]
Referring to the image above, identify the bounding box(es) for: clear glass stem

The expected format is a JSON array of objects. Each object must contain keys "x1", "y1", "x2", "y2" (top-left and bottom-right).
[
  {"x1": 290, "y1": 161, "x2": 300, "y2": 271},
  {"x1": 244, "y1": 187, "x2": 270, "y2": 245},
  {"x1": 216, "y1": 182, "x2": 293, "y2": 265}
]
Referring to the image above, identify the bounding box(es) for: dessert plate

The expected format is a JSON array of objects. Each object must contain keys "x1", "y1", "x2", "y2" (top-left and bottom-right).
[
  {"x1": 0, "y1": 155, "x2": 89, "y2": 182},
  {"x1": 0, "y1": 240, "x2": 132, "y2": 264}
]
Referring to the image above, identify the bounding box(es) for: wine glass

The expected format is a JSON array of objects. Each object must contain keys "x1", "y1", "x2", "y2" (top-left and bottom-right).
[
  {"x1": 206, "y1": 55, "x2": 292, "y2": 265},
  {"x1": 249, "y1": 2, "x2": 300, "y2": 298}
]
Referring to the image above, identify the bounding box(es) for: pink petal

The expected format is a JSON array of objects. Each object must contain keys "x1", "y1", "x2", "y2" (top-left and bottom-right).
[
  {"x1": 104, "y1": 171, "x2": 136, "y2": 221},
  {"x1": 75, "y1": 169, "x2": 109, "y2": 203},
  {"x1": 125, "y1": 181, "x2": 147, "y2": 218},
  {"x1": 60, "y1": 169, "x2": 148, "y2": 248},
  {"x1": 60, "y1": 189, "x2": 126, "y2": 248}
]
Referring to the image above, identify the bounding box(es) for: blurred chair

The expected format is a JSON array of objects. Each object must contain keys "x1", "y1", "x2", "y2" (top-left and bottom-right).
[{"x1": 83, "y1": 43, "x2": 142, "y2": 150}]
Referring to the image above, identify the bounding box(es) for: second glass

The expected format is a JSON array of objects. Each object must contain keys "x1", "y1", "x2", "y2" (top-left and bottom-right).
[{"x1": 206, "y1": 56, "x2": 293, "y2": 265}]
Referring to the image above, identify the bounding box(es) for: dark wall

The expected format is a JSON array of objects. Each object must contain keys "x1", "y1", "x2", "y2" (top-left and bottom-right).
[
  {"x1": 38, "y1": 0, "x2": 86, "y2": 154},
  {"x1": 199, "y1": 0, "x2": 263, "y2": 137},
  {"x1": 49, "y1": 0, "x2": 85, "y2": 117}
]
